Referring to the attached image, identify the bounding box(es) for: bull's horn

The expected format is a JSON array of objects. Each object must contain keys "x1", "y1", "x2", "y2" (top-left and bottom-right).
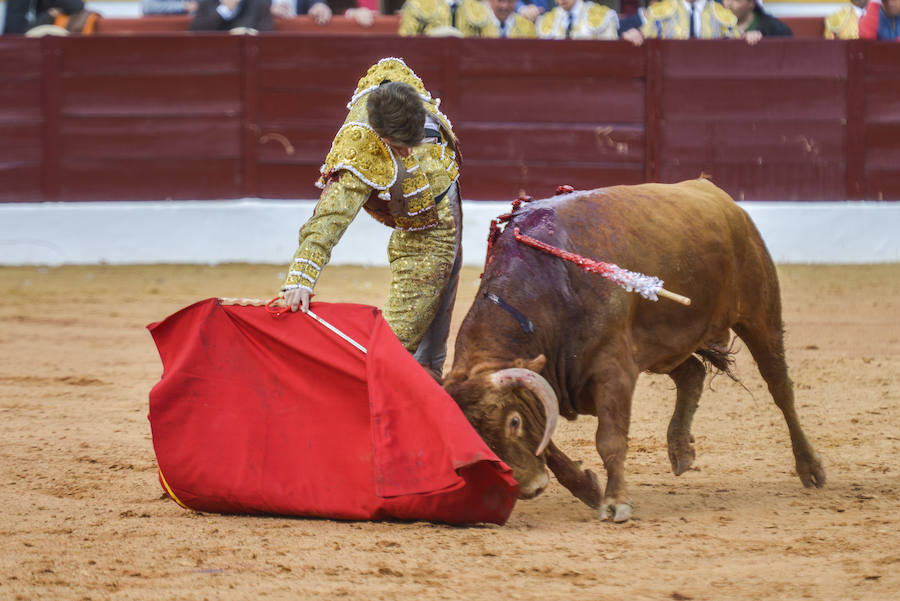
[{"x1": 490, "y1": 368, "x2": 559, "y2": 457}]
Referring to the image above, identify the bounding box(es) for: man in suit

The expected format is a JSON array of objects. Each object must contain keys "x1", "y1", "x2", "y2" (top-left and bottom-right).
[
  {"x1": 190, "y1": 0, "x2": 274, "y2": 30},
  {"x1": 3, "y1": 0, "x2": 85, "y2": 33}
]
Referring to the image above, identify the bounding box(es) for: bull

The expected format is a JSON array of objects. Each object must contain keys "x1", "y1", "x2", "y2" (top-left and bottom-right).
[{"x1": 444, "y1": 179, "x2": 826, "y2": 522}]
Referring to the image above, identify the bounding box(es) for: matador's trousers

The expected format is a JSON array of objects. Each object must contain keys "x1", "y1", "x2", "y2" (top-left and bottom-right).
[{"x1": 383, "y1": 182, "x2": 462, "y2": 376}]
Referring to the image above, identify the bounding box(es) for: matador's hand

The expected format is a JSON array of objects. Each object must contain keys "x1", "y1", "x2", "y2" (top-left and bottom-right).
[{"x1": 284, "y1": 288, "x2": 311, "y2": 313}]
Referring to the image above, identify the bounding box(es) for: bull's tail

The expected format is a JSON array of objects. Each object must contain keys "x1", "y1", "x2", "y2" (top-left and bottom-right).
[{"x1": 695, "y1": 338, "x2": 739, "y2": 382}]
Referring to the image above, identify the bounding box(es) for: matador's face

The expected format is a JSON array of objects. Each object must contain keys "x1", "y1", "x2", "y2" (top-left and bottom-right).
[{"x1": 382, "y1": 138, "x2": 413, "y2": 158}]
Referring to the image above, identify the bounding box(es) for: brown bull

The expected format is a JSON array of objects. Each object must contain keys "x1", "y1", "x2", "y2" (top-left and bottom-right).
[{"x1": 444, "y1": 179, "x2": 826, "y2": 522}]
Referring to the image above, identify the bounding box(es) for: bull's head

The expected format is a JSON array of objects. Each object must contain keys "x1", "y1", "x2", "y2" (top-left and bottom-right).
[{"x1": 445, "y1": 355, "x2": 559, "y2": 499}]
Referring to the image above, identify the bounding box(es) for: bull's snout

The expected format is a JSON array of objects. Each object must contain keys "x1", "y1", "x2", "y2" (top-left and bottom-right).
[{"x1": 516, "y1": 466, "x2": 551, "y2": 499}]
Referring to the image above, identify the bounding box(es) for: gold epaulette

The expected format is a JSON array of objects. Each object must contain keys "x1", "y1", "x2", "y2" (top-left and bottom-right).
[
  {"x1": 538, "y1": 7, "x2": 560, "y2": 35},
  {"x1": 511, "y1": 13, "x2": 538, "y2": 37},
  {"x1": 586, "y1": 3, "x2": 615, "y2": 29},
  {"x1": 646, "y1": 0, "x2": 677, "y2": 20},
  {"x1": 321, "y1": 123, "x2": 396, "y2": 191},
  {"x1": 462, "y1": 0, "x2": 493, "y2": 27},
  {"x1": 824, "y1": 6, "x2": 856, "y2": 38},
  {"x1": 405, "y1": 0, "x2": 442, "y2": 20},
  {"x1": 711, "y1": 2, "x2": 738, "y2": 27}
]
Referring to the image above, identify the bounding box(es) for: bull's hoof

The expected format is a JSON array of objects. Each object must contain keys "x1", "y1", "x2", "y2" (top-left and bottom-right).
[
  {"x1": 797, "y1": 453, "x2": 826, "y2": 488},
  {"x1": 600, "y1": 500, "x2": 633, "y2": 523},
  {"x1": 572, "y1": 469, "x2": 602, "y2": 509},
  {"x1": 667, "y1": 437, "x2": 696, "y2": 476}
]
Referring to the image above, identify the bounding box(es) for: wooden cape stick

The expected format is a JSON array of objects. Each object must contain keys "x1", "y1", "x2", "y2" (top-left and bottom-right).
[{"x1": 220, "y1": 297, "x2": 369, "y2": 354}]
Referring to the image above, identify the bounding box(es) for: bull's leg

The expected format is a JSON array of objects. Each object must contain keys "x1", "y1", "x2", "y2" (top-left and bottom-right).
[
  {"x1": 545, "y1": 441, "x2": 602, "y2": 509},
  {"x1": 593, "y1": 367, "x2": 638, "y2": 522},
  {"x1": 733, "y1": 321, "x2": 826, "y2": 488},
  {"x1": 666, "y1": 356, "x2": 706, "y2": 476}
]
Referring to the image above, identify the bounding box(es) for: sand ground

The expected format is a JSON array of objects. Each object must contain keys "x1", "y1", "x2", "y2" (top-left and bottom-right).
[{"x1": 1, "y1": 262, "x2": 898, "y2": 600}]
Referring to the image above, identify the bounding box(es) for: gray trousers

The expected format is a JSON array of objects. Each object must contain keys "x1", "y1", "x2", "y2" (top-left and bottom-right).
[{"x1": 412, "y1": 182, "x2": 462, "y2": 376}]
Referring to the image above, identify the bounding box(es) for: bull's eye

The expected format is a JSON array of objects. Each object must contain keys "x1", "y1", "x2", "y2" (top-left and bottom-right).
[{"x1": 506, "y1": 412, "x2": 522, "y2": 438}]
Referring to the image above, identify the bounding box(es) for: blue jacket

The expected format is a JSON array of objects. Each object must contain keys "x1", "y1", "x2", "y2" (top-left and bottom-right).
[{"x1": 876, "y1": 6, "x2": 899, "y2": 39}]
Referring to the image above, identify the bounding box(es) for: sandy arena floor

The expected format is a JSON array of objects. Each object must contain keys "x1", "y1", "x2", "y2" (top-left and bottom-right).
[{"x1": 1, "y1": 262, "x2": 898, "y2": 600}]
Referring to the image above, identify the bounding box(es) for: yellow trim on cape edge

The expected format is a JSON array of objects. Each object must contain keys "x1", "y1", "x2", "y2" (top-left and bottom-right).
[{"x1": 159, "y1": 468, "x2": 191, "y2": 510}]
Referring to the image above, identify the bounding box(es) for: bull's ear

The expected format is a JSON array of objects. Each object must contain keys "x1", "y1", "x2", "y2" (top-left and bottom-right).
[{"x1": 526, "y1": 354, "x2": 546, "y2": 373}]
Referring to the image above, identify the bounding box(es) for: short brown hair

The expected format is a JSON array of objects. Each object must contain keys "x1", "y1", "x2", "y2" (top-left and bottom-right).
[{"x1": 366, "y1": 82, "x2": 427, "y2": 148}]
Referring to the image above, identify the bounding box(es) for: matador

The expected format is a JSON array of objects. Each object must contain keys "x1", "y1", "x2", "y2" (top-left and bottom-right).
[{"x1": 281, "y1": 57, "x2": 462, "y2": 378}]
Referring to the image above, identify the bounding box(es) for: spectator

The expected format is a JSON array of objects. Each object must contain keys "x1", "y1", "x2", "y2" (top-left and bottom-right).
[
  {"x1": 190, "y1": 0, "x2": 273, "y2": 31},
  {"x1": 271, "y1": 0, "x2": 377, "y2": 27},
  {"x1": 142, "y1": 0, "x2": 196, "y2": 15},
  {"x1": 490, "y1": 0, "x2": 538, "y2": 36},
  {"x1": 618, "y1": 0, "x2": 657, "y2": 36},
  {"x1": 280, "y1": 58, "x2": 463, "y2": 379},
  {"x1": 3, "y1": 0, "x2": 85, "y2": 34},
  {"x1": 398, "y1": 0, "x2": 498, "y2": 37},
  {"x1": 859, "y1": 0, "x2": 899, "y2": 39},
  {"x1": 824, "y1": 0, "x2": 867, "y2": 38},
  {"x1": 537, "y1": 0, "x2": 619, "y2": 39},
  {"x1": 622, "y1": 0, "x2": 739, "y2": 45},
  {"x1": 515, "y1": 0, "x2": 548, "y2": 23},
  {"x1": 723, "y1": 0, "x2": 792, "y2": 44}
]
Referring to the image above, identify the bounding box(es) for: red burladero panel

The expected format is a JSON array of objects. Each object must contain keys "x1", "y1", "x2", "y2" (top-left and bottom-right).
[
  {"x1": 6, "y1": 36, "x2": 900, "y2": 202},
  {"x1": 657, "y1": 39, "x2": 853, "y2": 201},
  {"x1": 0, "y1": 39, "x2": 43, "y2": 202},
  {"x1": 865, "y1": 45, "x2": 900, "y2": 200}
]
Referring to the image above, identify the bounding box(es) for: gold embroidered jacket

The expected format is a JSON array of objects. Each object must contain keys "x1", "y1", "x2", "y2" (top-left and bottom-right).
[
  {"x1": 282, "y1": 58, "x2": 460, "y2": 295},
  {"x1": 824, "y1": 5, "x2": 861, "y2": 39},
  {"x1": 399, "y1": 0, "x2": 499, "y2": 37},
  {"x1": 537, "y1": 0, "x2": 619, "y2": 39},
  {"x1": 641, "y1": 0, "x2": 739, "y2": 39},
  {"x1": 493, "y1": 12, "x2": 538, "y2": 38}
]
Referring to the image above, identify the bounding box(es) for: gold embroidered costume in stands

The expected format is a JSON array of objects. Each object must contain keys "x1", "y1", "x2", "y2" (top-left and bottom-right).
[
  {"x1": 824, "y1": 4, "x2": 862, "y2": 38},
  {"x1": 282, "y1": 58, "x2": 461, "y2": 357},
  {"x1": 399, "y1": 0, "x2": 499, "y2": 37},
  {"x1": 493, "y1": 11, "x2": 538, "y2": 38},
  {"x1": 640, "y1": 0, "x2": 738, "y2": 39},
  {"x1": 538, "y1": 0, "x2": 619, "y2": 39}
]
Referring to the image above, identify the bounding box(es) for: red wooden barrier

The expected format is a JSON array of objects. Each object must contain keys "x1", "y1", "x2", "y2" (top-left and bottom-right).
[{"x1": 1, "y1": 36, "x2": 898, "y2": 203}]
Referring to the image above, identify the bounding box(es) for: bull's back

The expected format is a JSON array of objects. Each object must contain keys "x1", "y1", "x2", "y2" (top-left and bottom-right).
[
  {"x1": 561, "y1": 179, "x2": 756, "y2": 267},
  {"x1": 546, "y1": 179, "x2": 773, "y2": 369}
]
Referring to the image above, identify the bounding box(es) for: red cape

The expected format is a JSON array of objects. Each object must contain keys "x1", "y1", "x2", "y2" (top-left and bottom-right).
[{"x1": 147, "y1": 299, "x2": 518, "y2": 525}]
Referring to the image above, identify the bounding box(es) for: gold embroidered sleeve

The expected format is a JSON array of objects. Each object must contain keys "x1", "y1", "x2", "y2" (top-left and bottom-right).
[
  {"x1": 712, "y1": 3, "x2": 739, "y2": 38},
  {"x1": 282, "y1": 171, "x2": 371, "y2": 293},
  {"x1": 587, "y1": 4, "x2": 618, "y2": 39},
  {"x1": 537, "y1": 9, "x2": 560, "y2": 38},
  {"x1": 399, "y1": 4, "x2": 421, "y2": 36},
  {"x1": 399, "y1": 0, "x2": 443, "y2": 35},
  {"x1": 512, "y1": 14, "x2": 538, "y2": 38},
  {"x1": 641, "y1": 0, "x2": 676, "y2": 38}
]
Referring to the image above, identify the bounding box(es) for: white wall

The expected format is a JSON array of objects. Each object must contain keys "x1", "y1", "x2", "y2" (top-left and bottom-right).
[{"x1": 1, "y1": 199, "x2": 897, "y2": 266}]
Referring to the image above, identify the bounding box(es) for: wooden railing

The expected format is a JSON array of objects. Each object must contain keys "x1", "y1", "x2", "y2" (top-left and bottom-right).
[{"x1": 1, "y1": 35, "x2": 898, "y2": 202}]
